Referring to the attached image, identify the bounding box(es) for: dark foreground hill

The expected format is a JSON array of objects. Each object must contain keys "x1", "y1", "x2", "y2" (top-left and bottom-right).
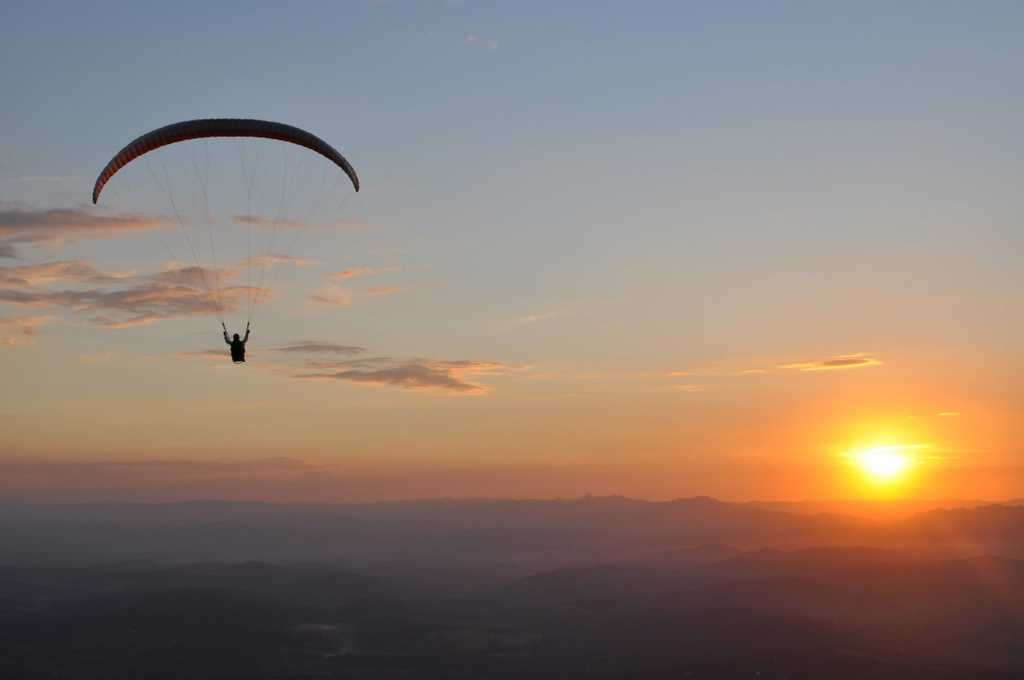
[
  {"x1": 1, "y1": 498, "x2": 1024, "y2": 678},
  {"x1": 1, "y1": 548, "x2": 1022, "y2": 679}
]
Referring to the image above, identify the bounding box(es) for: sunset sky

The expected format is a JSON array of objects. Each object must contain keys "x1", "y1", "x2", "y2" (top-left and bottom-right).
[{"x1": 1, "y1": 1, "x2": 1021, "y2": 502}]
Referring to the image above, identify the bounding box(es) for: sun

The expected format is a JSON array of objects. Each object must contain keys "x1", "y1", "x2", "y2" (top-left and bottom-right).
[{"x1": 855, "y1": 445, "x2": 913, "y2": 483}]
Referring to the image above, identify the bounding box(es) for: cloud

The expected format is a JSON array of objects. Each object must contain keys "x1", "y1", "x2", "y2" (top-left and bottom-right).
[
  {"x1": 306, "y1": 356, "x2": 396, "y2": 370},
  {"x1": 669, "y1": 384, "x2": 706, "y2": 393},
  {"x1": 0, "y1": 260, "x2": 133, "y2": 287},
  {"x1": 231, "y1": 214, "x2": 312, "y2": 229},
  {"x1": 0, "y1": 262, "x2": 266, "y2": 328},
  {"x1": 148, "y1": 263, "x2": 235, "y2": 288},
  {"x1": 310, "y1": 267, "x2": 401, "y2": 306},
  {"x1": 937, "y1": 411, "x2": 961, "y2": 417},
  {"x1": 465, "y1": 34, "x2": 499, "y2": 50},
  {"x1": 0, "y1": 204, "x2": 165, "y2": 247},
  {"x1": 308, "y1": 286, "x2": 352, "y2": 306},
  {"x1": 328, "y1": 265, "x2": 399, "y2": 282},
  {"x1": 232, "y1": 214, "x2": 366, "y2": 231},
  {"x1": 0, "y1": 244, "x2": 16, "y2": 259},
  {"x1": 0, "y1": 314, "x2": 52, "y2": 346},
  {"x1": 246, "y1": 254, "x2": 317, "y2": 268},
  {"x1": 331, "y1": 266, "x2": 373, "y2": 281},
  {"x1": 164, "y1": 339, "x2": 518, "y2": 396},
  {"x1": 780, "y1": 353, "x2": 884, "y2": 372},
  {"x1": 298, "y1": 358, "x2": 510, "y2": 394},
  {"x1": 270, "y1": 341, "x2": 365, "y2": 355},
  {"x1": 0, "y1": 285, "x2": 219, "y2": 322},
  {"x1": 666, "y1": 370, "x2": 692, "y2": 377}
]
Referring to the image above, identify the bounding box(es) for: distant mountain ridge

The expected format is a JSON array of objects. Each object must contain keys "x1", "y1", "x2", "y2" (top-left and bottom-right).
[{"x1": 2, "y1": 495, "x2": 1022, "y2": 567}]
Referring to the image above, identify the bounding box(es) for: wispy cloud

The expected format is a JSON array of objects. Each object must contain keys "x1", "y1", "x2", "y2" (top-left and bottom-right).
[
  {"x1": 309, "y1": 266, "x2": 402, "y2": 306},
  {"x1": 328, "y1": 265, "x2": 399, "y2": 282},
  {"x1": 232, "y1": 214, "x2": 306, "y2": 229},
  {"x1": 0, "y1": 244, "x2": 17, "y2": 259},
  {"x1": 669, "y1": 384, "x2": 706, "y2": 393},
  {"x1": 270, "y1": 341, "x2": 365, "y2": 355},
  {"x1": 465, "y1": 34, "x2": 499, "y2": 50},
  {"x1": 0, "y1": 204, "x2": 165, "y2": 256},
  {"x1": 147, "y1": 263, "x2": 234, "y2": 288},
  {"x1": 246, "y1": 254, "x2": 317, "y2": 269},
  {"x1": 298, "y1": 358, "x2": 510, "y2": 394},
  {"x1": 0, "y1": 261, "x2": 266, "y2": 328},
  {"x1": 0, "y1": 260, "x2": 134, "y2": 287},
  {"x1": 232, "y1": 214, "x2": 367, "y2": 231},
  {"x1": 306, "y1": 356, "x2": 395, "y2": 370},
  {"x1": 0, "y1": 314, "x2": 52, "y2": 346},
  {"x1": 937, "y1": 411, "x2": 961, "y2": 417},
  {"x1": 330, "y1": 267, "x2": 373, "y2": 281},
  {"x1": 780, "y1": 353, "x2": 884, "y2": 372},
  {"x1": 308, "y1": 286, "x2": 352, "y2": 307}
]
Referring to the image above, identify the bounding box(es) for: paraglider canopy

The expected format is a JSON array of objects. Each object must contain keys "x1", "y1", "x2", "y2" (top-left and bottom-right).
[{"x1": 92, "y1": 118, "x2": 359, "y2": 205}]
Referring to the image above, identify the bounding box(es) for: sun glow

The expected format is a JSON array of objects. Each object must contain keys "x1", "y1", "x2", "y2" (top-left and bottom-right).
[{"x1": 854, "y1": 445, "x2": 915, "y2": 483}]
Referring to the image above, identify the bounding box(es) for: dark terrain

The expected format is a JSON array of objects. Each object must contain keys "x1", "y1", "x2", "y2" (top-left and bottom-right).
[{"x1": 1, "y1": 497, "x2": 1022, "y2": 679}]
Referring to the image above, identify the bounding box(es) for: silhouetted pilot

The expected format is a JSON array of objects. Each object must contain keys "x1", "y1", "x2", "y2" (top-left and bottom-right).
[{"x1": 222, "y1": 322, "x2": 250, "y2": 363}]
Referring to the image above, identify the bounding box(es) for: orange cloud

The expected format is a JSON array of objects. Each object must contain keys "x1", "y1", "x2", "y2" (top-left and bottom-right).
[
  {"x1": 0, "y1": 260, "x2": 133, "y2": 287},
  {"x1": 669, "y1": 384, "x2": 706, "y2": 392},
  {"x1": 328, "y1": 265, "x2": 399, "y2": 282},
  {"x1": 780, "y1": 353, "x2": 884, "y2": 372},
  {"x1": 308, "y1": 286, "x2": 352, "y2": 306},
  {"x1": 331, "y1": 267, "x2": 373, "y2": 281},
  {"x1": 0, "y1": 314, "x2": 52, "y2": 346},
  {"x1": 246, "y1": 254, "x2": 317, "y2": 268}
]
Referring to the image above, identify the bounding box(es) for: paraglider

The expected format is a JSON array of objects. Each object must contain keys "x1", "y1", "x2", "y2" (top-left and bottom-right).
[
  {"x1": 223, "y1": 322, "x2": 250, "y2": 363},
  {"x1": 92, "y1": 118, "x2": 359, "y2": 362}
]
